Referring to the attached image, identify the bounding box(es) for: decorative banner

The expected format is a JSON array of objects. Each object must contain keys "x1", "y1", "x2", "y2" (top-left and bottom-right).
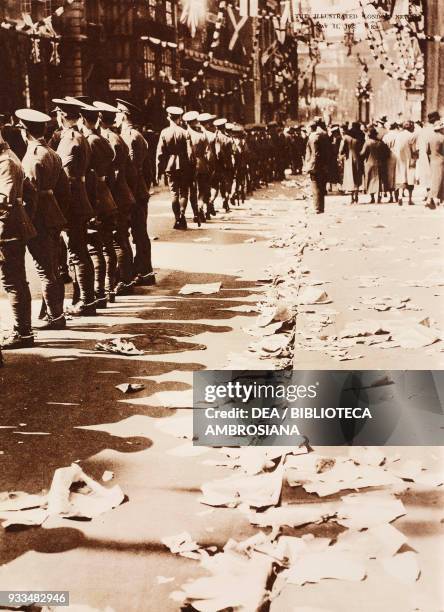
[
  {"x1": 239, "y1": 0, "x2": 258, "y2": 18},
  {"x1": 227, "y1": 6, "x2": 248, "y2": 51},
  {"x1": 180, "y1": 0, "x2": 207, "y2": 37}
]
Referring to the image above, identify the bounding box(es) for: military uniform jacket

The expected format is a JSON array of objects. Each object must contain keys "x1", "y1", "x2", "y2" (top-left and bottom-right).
[
  {"x1": 83, "y1": 127, "x2": 118, "y2": 219},
  {"x1": 56, "y1": 126, "x2": 94, "y2": 222},
  {"x1": 120, "y1": 124, "x2": 150, "y2": 201},
  {"x1": 186, "y1": 127, "x2": 210, "y2": 175},
  {"x1": 21, "y1": 138, "x2": 67, "y2": 232},
  {"x1": 101, "y1": 127, "x2": 135, "y2": 214},
  {"x1": 203, "y1": 129, "x2": 217, "y2": 175},
  {"x1": 215, "y1": 131, "x2": 234, "y2": 171},
  {"x1": 156, "y1": 122, "x2": 190, "y2": 176},
  {"x1": 0, "y1": 142, "x2": 36, "y2": 244}
]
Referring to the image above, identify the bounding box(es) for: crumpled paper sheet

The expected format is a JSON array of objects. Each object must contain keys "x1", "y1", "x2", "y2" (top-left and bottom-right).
[
  {"x1": 337, "y1": 491, "x2": 406, "y2": 530},
  {"x1": 177, "y1": 550, "x2": 272, "y2": 612},
  {"x1": 335, "y1": 523, "x2": 407, "y2": 558},
  {"x1": 95, "y1": 338, "x2": 144, "y2": 356},
  {"x1": 297, "y1": 287, "x2": 332, "y2": 305},
  {"x1": 200, "y1": 464, "x2": 284, "y2": 508},
  {"x1": 380, "y1": 551, "x2": 420, "y2": 584},
  {"x1": 115, "y1": 383, "x2": 145, "y2": 394},
  {"x1": 179, "y1": 282, "x2": 222, "y2": 295},
  {"x1": 247, "y1": 502, "x2": 337, "y2": 528},
  {"x1": 47, "y1": 463, "x2": 125, "y2": 519},
  {"x1": 0, "y1": 464, "x2": 124, "y2": 527},
  {"x1": 161, "y1": 531, "x2": 201, "y2": 559},
  {"x1": 284, "y1": 549, "x2": 367, "y2": 585}
]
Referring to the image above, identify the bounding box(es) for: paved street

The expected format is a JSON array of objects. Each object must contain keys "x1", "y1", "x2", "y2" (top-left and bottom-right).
[{"x1": 0, "y1": 183, "x2": 443, "y2": 611}]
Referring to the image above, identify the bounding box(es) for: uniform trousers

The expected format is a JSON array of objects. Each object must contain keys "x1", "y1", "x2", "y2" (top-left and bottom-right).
[
  {"x1": 65, "y1": 220, "x2": 95, "y2": 305},
  {"x1": 113, "y1": 212, "x2": 134, "y2": 285},
  {"x1": 130, "y1": 198, "x2": 152, "y2": 276},
  {"x1": 0, "y1": 241, "x2": 32, "y2": 335},
  {"x1": 87, "y1": 216, "x2": 117, "y2": 297},
  {"x1": 166, "y1": 170, "x2": 189, "y2": 219},
  {"x1": 27, "y1": 228, "x2": 64, "y2": 319}
]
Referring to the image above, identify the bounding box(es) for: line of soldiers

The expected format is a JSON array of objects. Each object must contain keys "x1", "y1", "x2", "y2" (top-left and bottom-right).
[
  {"x1": 0, "y1": 99, "x2": 300, "y2": 357},
  {"x1": 0, "y1": 96, "x2": 155, "y2": 352},
  {"x1": 156, "y1": 108, "x2": 307, "y2": 228}
]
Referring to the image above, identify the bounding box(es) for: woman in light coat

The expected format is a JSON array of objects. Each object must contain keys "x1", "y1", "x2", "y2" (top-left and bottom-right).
[{"x1": 339, "y1": 122, "x2": 364, "y2": 204}]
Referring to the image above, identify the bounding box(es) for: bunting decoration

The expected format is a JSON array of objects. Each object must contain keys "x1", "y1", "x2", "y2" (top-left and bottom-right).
[{"x1": 239, "y1": 0, "x2": 258, "y2": 18}]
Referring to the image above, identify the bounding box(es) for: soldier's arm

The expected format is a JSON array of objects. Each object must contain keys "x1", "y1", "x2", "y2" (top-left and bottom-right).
[{"x1": 0, "y1": 159, "x2": 16, "y2": 218}]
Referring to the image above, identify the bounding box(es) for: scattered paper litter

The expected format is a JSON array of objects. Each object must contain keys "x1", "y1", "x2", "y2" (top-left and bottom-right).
[
  {"x1": 156, "y1": 415, "x2": 193, "y2": 439},
  {"x1": 47, "y1": 463, "x2": 125, "y2": 519},
  {"x1": 179, "y1": 282, "x2": 222, "y2": 295},
  {"x1": 179, "y1": 550, "x2": 272, "y2": 612},
  {"x1": 297, "y1": 287, "x2": 332, "y2": 305},
  {"x1": 335, "y1": 523, "x2": 407, "y2": 558},
  {"x1": 161, "y1": 531, "x2": 201, "y2": 559},
  {"x1": 337, "y1": 491, "x2": 406, "y2": 529},
  {"x1": 156, "y1": 576, "x2": 175, "y2": 584},
  {"x1": 247, "y1": 503, "x2": 336, "y2": 528},
  {"x1": 95, "y1": 338, "x2": 144, "y2": 356},
  {"x1": 380, "y1": 551, "x2": 420, "y2": 584},
  {"x1": 101, "y1": 471, "x2": 114, "y2": 482},
  {"x1": 285, "y1": 549, "x2": 367, "y2": 585},
  {"x1": 115, "y1": 383, "x2": 145, "y2": 394},
  {"x1": 193, "y1": 237, "x2": 212, "y2": 243},
  {"x1": 391, "y1": 324, "x2": 440, "y2": 349},
  {"x1": 0, "y1": 507, "x2": 48, "y2": 528},
  {"x1": 200, "y1": 464, "x2": 283, "y2": 508},
  {"x1": 0, "y1": 491, "x2": 46, "y2": 512}
]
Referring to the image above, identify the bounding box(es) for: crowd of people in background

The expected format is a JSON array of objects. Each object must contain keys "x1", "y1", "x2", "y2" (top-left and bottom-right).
[{"x1": 1, "y1": 99, "x2": 443, "y2": 359}]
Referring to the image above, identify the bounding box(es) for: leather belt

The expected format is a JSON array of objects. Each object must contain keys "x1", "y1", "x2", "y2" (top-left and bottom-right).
[
  {"x1": 69, "y1": 176, "x2": 86, "y2": 183},
  {"x1": 97, "y1": 176, "x2": 107, "y2": 182}
]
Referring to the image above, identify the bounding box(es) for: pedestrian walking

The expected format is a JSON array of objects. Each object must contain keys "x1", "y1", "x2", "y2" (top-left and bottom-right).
[
  {"x1": 304, "y1": 118, "x2": 333, "y2": 214},
  {"x1": 213, "y1": 118, "x2": 234, "y2": 212},
  {"x1": 416, "y1": 111, "x2": 440, "y2": 201},
  {"x1": 360, "y1": 127, "x2": 390, "y2": 203},
  {"x1": 426, "y1": 120, "x2": 444, "y2": 209},
  {"x1": 393, "y1": 120, "x2": 418, "y2": 206},
  {"x1": 183, "y1": 110, "x2": 210, "y2": 226},
  {"x1": 339, "y1": 122, "x2": 364, "y2": 204}
]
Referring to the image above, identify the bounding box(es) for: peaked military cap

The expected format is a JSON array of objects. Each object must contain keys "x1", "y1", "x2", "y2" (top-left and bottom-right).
[
  {"x1": 15, "y1": 108, "x2": 51, "y2": 125},
  {"x1": 198, "y1": 112, "x2": 216, "y2": 123},
  {"x1": 166, "y1": 106, "x2": 184, "y2": 116},
  {"x1": 116, "y1": 99, "x2": 141, "y2": 114},
  {"x1": 93, "y1": 101, "x2": 120, "y2": 113},
  {"x1": 213, "y1": 118, "x2": 227, "y2": 127},
  {"x1": 182, "y1": 110, "x2": 199, "y2": 122}
]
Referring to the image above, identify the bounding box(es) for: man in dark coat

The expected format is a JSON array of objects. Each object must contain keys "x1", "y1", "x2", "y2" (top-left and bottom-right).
[{"x1": 304, "y1": 119, "x2": 333, "y2": 214}]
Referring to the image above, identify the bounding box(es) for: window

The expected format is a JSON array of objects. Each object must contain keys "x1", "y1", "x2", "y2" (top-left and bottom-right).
[
  {"x1": 144, "y1": 45, "x2": 156, "y2": 79},
  {"x1": 162, "y1": 48, "x2": 174, "y2": 80},
  {"x1": 147, "y1": 0, "x2": 157, "y2": 20},
  {"x1": 21, "y1": 0, "x2": 32, "y2": 13},
  {"x1": 165, "y1": 0, "x2": 174, "y2": 26}
]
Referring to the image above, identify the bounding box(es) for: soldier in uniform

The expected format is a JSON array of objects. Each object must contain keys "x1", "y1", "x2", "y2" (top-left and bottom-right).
[
  {"x1": 75, "y1": 100, "x2": 119, "y2": 307},
  {"x1": 230, "y1": 125, "x2": 249, "y2": 206},
  {"x1": 183, "y1": 110, "x2": 210, "y2": 226},
  {"x1": 53, "y1": 98, "x2": 96, "y2": 316},
  {"x1": 213, "y1": 118, "x2": 234, "y2": 212},
  {"x1": 16, "y1": 108, "x2": 68, "y2": 330},
  {"x1": 199, "y1": 113, "x2": 217, "y2": 218},
  {"x1": 115, "y1": 99, "x2": 155, "y2": 286},
  {"x1": 156, "y1": 106, "x2": 190, "y2": 230},
  {"x1": 0, "y1": 129, "x2": 36, "y2": 349},
  {"x1": 94, "y1": 101, "x2": 136, "y2": 296}
]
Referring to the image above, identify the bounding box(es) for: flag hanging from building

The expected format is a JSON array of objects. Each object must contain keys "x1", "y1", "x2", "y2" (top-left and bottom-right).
[
  {"x1": 239, "y1": 0, "x2": 258, "y2": 18},
  {"x1": 227, "y1": 6, "x2": 248, "y2": 50}
]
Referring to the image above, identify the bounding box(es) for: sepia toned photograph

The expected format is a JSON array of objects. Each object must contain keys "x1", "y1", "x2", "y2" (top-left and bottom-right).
[{"x1": 0, "y1": 0, "x2": 443, "y2": 610}]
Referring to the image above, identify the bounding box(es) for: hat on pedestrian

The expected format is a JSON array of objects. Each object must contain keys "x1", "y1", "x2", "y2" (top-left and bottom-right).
[
  {"x1": 225, "y1": 122, "x2": 234, "y2": 131},
  {"x1": 182, "y1": 110, "x2": 199, "y2": 122},
  {"x1": 198, "y1": 112, "x2": 215, "y2": 123},
  {"x1": 15, "y1": 108, "x2": 51, "y2": 128},
  {"x1": 213, "y1": 118, "x2": 227, "y2": 127},
  {"x1": 166, "y1": 106, "x2": 184, "y2": 116},
  {"x1": 116, "y1": 98, "x2": 141, "y2": 114},
  {"x1": 428, "y1": 111, "x2": 440, "y2": 124}
]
